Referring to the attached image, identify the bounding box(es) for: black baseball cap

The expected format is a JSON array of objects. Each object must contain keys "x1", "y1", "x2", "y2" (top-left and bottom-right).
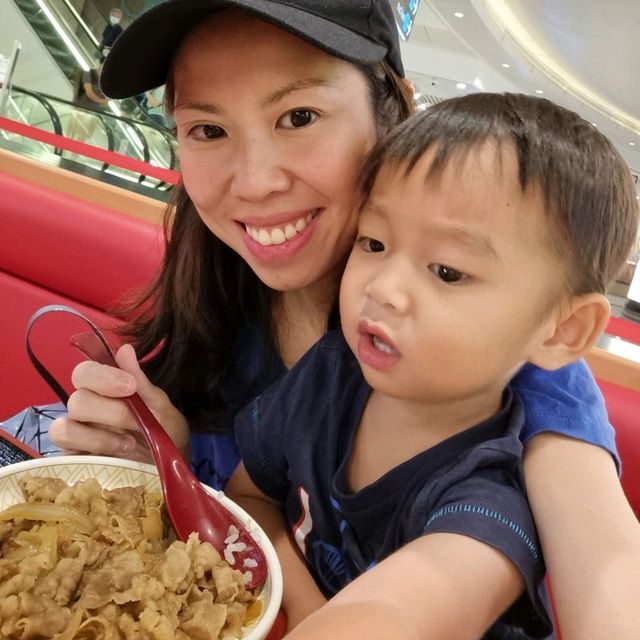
[{"x1": 101, "y1": 0, "x2": 404, "y2": 99}]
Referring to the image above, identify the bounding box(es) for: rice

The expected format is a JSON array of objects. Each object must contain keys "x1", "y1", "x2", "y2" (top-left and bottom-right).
[
  {"x1": 225, "y1": 524, "x2": 240, "y2": 545},
  {"x1": 224, "y1": 540, "x2": 248, "y2": 565}
]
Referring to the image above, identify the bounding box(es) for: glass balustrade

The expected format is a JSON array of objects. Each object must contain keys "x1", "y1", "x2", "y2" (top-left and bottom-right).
[
  {"x1": 0, "y1": 85, "x2": 178, "y2": 195},
  {"x1": 1, "y1": 88, "x2": 60, "y2": 157}
]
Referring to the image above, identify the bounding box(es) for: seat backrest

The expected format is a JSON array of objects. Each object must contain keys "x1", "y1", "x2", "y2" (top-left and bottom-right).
[
  {"x1": 0, "y1": 170, "x2": 163, "y2": 420},
  {"x1": 0, "y1": 171, "x2": 163, "y2": 309}
]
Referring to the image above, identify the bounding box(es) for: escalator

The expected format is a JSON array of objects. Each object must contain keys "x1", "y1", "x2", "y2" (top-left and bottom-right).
[
  {"x1": 10, "y1": 0, "x2": 155, "y2": 121},
  {"x1": 2, "y1": 0, "x2": 178, "y2": 199}
]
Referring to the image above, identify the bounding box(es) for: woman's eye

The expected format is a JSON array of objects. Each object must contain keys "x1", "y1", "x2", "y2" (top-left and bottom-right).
[
  {"x1": 189, "y1": 124, "x2": 226, "y2": 140},
  {"x1": 278, "y1": 109, "x2": 318, "y2": 129},
  {"x1": 358, "y1": 237, "x2": 385, "y2": 253},
  {"x1": 429, "y1": 264, "x2": 467, "y2": 284}
]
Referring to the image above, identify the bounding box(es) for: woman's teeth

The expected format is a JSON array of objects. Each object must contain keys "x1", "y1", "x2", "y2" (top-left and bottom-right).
[
  {"x1": 372, "y1": 335, "x2": 396, "y2": 354},
  {"x1": 245, "y1": 211, "x2": 316, "y2": 246}
]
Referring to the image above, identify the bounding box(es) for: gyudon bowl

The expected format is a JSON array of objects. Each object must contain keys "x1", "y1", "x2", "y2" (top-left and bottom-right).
[{"x1": 0, "y1": 456, "x2": 283, "y2": 640}]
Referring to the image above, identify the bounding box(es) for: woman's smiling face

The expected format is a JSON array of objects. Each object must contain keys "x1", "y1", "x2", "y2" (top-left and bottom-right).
[{"x1": 172, "y1": 10, "x2": 378, "y2": 293}]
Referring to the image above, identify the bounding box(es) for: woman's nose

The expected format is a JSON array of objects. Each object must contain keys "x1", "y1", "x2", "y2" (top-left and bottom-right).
[
  {"x1": 365, "y1": 263, "x2": 412, "y2": 315},
  {"x1": 229, "y1": 139, "x2": 291, "y2": 201}
]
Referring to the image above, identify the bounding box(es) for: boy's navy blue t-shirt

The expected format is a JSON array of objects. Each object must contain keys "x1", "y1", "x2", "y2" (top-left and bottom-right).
[
  {"x1": 235, "y1": 330, "x2": 554, "y2": 639},
  {"x1": 190, "y1": 327, "x2": 618, "y2": 492}
]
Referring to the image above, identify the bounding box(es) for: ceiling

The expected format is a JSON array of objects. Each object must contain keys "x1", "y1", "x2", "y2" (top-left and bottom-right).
[{"x1": 401, "y1": 0, "x2": 640, "y2": 180}]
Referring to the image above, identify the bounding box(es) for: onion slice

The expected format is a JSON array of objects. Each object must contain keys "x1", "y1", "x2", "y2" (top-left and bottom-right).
[{"x1": 0, "y1": 502, "x2": 95, "y2": 534}]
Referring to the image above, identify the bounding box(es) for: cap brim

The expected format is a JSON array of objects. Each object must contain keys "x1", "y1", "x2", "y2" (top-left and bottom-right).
[{"x1": 102, "y1": 0, "x2": 389, "y2": 99}]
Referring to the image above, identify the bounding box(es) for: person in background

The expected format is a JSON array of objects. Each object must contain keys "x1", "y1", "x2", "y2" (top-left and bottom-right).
[
  {"x1": 49, "y1": 2, "x2": 640, "y2": 637},
  {"x1": 100, "y1": 7, "x2": 123, "y2": 61},
  {"x1": 67, "y1": 61, "x2": 109, "y2": 141},
  {"x1": 227, "y1": 92, "x2": 639, "y2": 638},
  {"x1": 142, "y1": 85, "x2": 174, "y2": 129},
  {"x1": 75, "y1": 62, "x2": 108, "y2": 112}
]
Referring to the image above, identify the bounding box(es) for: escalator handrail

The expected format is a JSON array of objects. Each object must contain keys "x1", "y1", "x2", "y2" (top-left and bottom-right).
[
  {"x1": 9, "y1": 87, "x2": 64, "y2": 153},
  {"x1": 122, "y1": 120, "x2": 151, "y2": 181},
  {"x1": 15, "y1": 85, "x2": 174, "y2": 142},
  {"x1": 98, "y1": 109, "x2": 117, "y2": 173},
  {"x1": 153, "y1": 124, "x2": 179, "y2": 174},
  {"x1": 12, "y1": 84, "x2": 178, "y2": 172}
]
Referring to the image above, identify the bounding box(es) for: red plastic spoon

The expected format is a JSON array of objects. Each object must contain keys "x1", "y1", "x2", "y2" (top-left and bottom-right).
[
  {"x1": 26, "y1": 305, "x2": 267, "y2": 589},
  {"x1": 71, "y1": 329, "x2": 267, "y2": 588}
]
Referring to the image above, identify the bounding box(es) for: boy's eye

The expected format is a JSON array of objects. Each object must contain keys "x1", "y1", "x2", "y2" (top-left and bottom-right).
[
  {"x1": 429, "y1": 264, "x2": 467, "y2": 283},
  {"x1": 189, "y1": 123, "x2": 226, "y2": 140},
  {"x1": 358, "y1": 237, "x2": 385, "y2": 253},
  {"x1": 278, "y1": 109, "x2": 318, "y2": 129}
]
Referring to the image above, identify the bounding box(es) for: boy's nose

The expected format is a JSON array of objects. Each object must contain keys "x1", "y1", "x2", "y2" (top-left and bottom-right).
[
  {"x1": 229, "y1": 139, "x2": 291, "y2": 201},
  {"x1": 365, "y1": 263, "x2": 412, "y2": 315}
]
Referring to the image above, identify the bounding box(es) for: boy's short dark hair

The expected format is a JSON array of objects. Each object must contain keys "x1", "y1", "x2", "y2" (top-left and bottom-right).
[{"x1": 359, "y1": 92, "x2": 639, "y2": 297}]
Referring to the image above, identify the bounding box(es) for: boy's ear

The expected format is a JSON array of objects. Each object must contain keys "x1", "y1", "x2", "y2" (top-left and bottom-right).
[{"x1": 528, "y1": 293, "x2": 611, "y2": 370}]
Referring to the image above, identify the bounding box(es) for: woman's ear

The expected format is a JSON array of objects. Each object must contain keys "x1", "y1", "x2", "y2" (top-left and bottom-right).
[{"x1": 528, "y1": 293, "x2": 611, "y2": 370}]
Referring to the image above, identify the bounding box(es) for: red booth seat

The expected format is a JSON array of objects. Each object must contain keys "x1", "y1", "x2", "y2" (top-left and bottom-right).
[
  {"x1": 0, "y1": 170, "x2": 163, "y2": 420},
  {"x1": 606, "y1": 315, "x2": 640, "y2": 346},
  {"x1": 599, "y1": 315, "x2": 640, "y2": 516}
]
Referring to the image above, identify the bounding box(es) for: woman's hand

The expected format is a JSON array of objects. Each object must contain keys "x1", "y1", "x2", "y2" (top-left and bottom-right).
[{"x1": 49, "y1": 344, "x2": 190, "y2": 463}]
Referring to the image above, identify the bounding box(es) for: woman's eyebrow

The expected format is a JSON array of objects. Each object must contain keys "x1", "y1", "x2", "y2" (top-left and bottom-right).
[
  {"x1": 174, "y1": 79, "x2": 333, "y2": 114},
  {"x1": 261, "y1": 78, "x2": 333, "y2": 108}
]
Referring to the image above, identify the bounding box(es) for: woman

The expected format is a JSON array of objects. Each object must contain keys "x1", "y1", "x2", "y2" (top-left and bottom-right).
[{"x1": 51, "y1": 1, "x2": 640, "y2": 637}]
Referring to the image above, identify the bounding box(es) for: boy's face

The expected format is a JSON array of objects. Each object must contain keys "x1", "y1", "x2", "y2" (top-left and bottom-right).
[{"x1": 340, "y1": 142, "x2": 566, "y2": 404}]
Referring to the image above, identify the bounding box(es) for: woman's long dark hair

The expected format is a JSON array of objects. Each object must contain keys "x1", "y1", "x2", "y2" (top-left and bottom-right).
[{"x1": 117, "y1": 61, "x2": 415, "y2": 433}]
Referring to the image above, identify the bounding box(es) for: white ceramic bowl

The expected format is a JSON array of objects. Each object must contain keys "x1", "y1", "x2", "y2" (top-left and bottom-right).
[{"x1": 0, "y1": 455, "x2": 283, "y2": 640}]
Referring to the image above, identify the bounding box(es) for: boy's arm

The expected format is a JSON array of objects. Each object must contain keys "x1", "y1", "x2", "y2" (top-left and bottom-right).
[
  {"x1": 285, "y1": 532, "x2": 524, "y2": 640},
  {"x1": 524, "y1": 433, "x2": 640, "y2": 639},
  {"x1": 226, "y1": 463, "x2": 327, "y2": 628}
]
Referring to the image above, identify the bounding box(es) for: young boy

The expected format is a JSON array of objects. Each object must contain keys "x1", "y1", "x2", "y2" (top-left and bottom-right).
[{"x1": 226, "y1": 93, "x2": 639, "y2": 639}]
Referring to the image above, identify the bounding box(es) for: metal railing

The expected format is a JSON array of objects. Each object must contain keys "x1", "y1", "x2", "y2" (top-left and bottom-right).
[{"x1": 0, "y1": 85, "x2": 178, "y2": 194}]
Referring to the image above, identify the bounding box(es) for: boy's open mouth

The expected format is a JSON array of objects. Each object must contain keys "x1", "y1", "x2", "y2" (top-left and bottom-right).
[
  {"x1": 371, "y1": 334, "x2": 398, "y2": 355},
  {"x1": 356, "y1": 320, "x2": 401, "y2": 371}
]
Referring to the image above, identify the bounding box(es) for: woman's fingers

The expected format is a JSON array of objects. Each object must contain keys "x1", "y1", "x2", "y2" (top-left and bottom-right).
[
  {"x1": 60, "y1": 344, "x2": 191, "y2": 460},
  {"x1": 66, "y1": 388, "x2": 137, "y2": 431},
  {"x1": 53, "y1": 386, "x2": 151, "y2": 460},
  {"x1": 49, "y1": 415, "x2": 148, "y2": 460},
  {"x1": 71, "y1": 359, "x2": 136, "y2": 398},
  {"x1": 114, "y1": 344, "x2": 172, "y2": 412},
  {"x1": 114, "y1": 344, "x2": 191, "y2": 453}
]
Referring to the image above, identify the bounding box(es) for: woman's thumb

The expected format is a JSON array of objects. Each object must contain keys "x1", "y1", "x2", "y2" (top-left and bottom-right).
[
  {"x1": 113, "y1": 343, "x2": 189, "y2": 453},
  {"x1": 113, "y1": 344, "x2": 156, "y2": 402}
]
